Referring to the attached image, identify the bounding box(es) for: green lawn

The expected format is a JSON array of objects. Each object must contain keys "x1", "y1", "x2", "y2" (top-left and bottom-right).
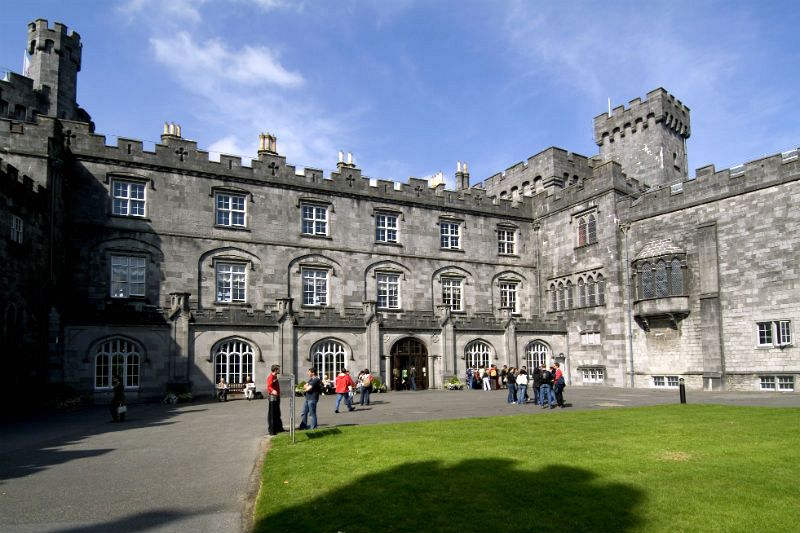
[{"x1": 254, "y1": 405, "x2": 800, "y2": 532}]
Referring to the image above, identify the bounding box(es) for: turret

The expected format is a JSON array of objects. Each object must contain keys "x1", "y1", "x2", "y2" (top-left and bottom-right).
[
  {"x1": 26, "y1": 19, "x2": 82, "y2": 120},
  {"x1": 594, "y1": 88, "x2": 690, "y2": 189}
]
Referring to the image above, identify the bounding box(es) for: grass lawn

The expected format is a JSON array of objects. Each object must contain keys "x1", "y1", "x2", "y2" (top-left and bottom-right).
[{"x1": 254, "y1": 405, "x2": 800, "y2": 532}]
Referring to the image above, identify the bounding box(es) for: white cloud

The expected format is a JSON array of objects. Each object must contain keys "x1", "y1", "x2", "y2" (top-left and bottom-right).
[
  {"x1": 117, "y1": 0, "x2": 206, "y2": 24},
  {"x1": 151, "y1": 32, "x2": 303, "y2": 90},
  {"x1": 235, "y1": 0, "x2": 305, "y2": 12}
]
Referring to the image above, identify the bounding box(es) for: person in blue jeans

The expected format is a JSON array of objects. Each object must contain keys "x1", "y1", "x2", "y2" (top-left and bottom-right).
[
  {"x1": 516, "y1": 367, "x2": 528, "y2": 404},
  {"x1": 506, "y1": 367, "x2": 517, "y2": 404},
  {"x1": 539, "y1": 365, "x2": 554, "y2": 408},
  {"x1": 299, "y1": 367, "x2": 321, "y2": 430},
  {"x1": 360, "y1": 369, "x2": 373, "y2": 406}
]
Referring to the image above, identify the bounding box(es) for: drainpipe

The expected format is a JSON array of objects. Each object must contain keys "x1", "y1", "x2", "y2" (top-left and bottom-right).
[{"x1": 620, "y1": 223, "x2": 635, "y2": 388}]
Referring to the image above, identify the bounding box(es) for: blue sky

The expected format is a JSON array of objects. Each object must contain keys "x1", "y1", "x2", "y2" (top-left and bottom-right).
[{"x1": 1, "y1": 0, "x2": 798, "y2": 188}]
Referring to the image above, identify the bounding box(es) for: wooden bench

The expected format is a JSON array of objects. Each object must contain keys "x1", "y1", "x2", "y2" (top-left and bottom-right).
[{"x1": 226, "y1": 382, "x2": 262, "y2": 399}]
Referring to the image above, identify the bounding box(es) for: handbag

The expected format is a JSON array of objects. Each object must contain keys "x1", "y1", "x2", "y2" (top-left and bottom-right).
[{"x1": 117, "y1": 405, "x2": 127, "y2": 414}]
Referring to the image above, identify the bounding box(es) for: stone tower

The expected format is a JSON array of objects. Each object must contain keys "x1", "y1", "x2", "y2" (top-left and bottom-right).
[
  {"x1": 25, "y1": 19, "x2": 82, "y2": 120},
  {"x1": 593, "y1": 88, "x2": 690, "y2": 189}
]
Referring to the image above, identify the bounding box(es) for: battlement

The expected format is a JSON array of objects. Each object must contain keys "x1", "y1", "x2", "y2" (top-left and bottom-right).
[
  {"x1": 58, "y1": 120, "x2": 527, "y2": 218},
  {"x1": 479, "y1": 147, "x2": 594, "y2": 200},
  {"x1": 594, "y1": 88, "x2": 690, "y2": 146},
  {"x1": 27, "y1": 19, "x2": 82, "y2": 68},
  {"x1": 0, "y1": 156, "x2": 48, "y2": 203},
  {"x1": 622, "y1": 147, "x2": 800, "y2": 221}
]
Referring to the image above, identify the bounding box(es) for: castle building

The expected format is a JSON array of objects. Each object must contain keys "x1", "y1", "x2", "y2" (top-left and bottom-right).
[{"x1": 1, "y1": 20, "x2": 797, "y2": 404}]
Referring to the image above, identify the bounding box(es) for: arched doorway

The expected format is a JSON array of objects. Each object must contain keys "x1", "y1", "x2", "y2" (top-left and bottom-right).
[{"x1": 390, "y1": 337, "x2": 428, "y2": 390}]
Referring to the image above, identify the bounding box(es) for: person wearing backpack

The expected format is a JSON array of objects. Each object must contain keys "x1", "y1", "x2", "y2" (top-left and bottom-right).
[
  {"x1": 532, "y1": 366, "x2": 542, "y2": 405},
  {"x1": 298, "y1": 367, "x2": 322, "y2": 430},
  {"x1": 553, "y1": 362, "x2": 566, "y2": 408},
  {"x1": 360, "y1": 369, "x2": 373, "y2": 406},
  {"x1": 516, "y1": 367, "x2": 529, "y2": 405},
  {"x1": 539, "y1": 364, "x2": 554, "y2": 408}
]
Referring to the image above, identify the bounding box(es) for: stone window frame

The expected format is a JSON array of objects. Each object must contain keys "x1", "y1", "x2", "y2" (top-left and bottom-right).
[
  {"x1": 212, "y1": 186, "x2": 251, "y2": 230},
  {"x1": 110, "y1": 253, "x2": 147, "y2": 299},
  {"x1": 524, "y1": 340, "x2": 550, "y2": 369},
  {"x1": 298, "y1": 197, "x2": 333, "y2": 238},
  {"x1": 580, "y1": 367, "x2": 605, "y2": 383},
  {"x1": 301, "y1": 267, "x2": 330, "y2": 307},
  {"x1": 110, "y1": 177, "x2": 148, "y2": 218},
  {"x1": 373, "y1": 207, "x2": 403, "y2": 245},
  {"x1": 438, "y1": 216, "x2": 463, "y2": 251},
  {"x1": 572, "y1": 208, "x2": 598, "y2": 248},
  {"x1": 93, "y1": 336, "x2": 142, "y2": 390},
  {"x1": 652, "y1": 375, "x2": 680, "y2": 388},
  {"x1": 441, "y1": 276, "x2": 464, "y2": 312},
  {"x1": 756, "y1": 320, "x2": 792, "y2": 348},
  {"x1": 376, "y1": 271, "x2": 402, "y2": 310},
  {"x1": 759, "y1": 375, "x2": 794, "y2": 392},
  {"x1": 580, "y1": 331, "x2": 601, "y2": 345},
  {"x1": 215, "y1": 261, "x2": 248, "y2": 304},
  {"x1": 498, "y1": 280, "x2": 520, "y2": 314},
  {"x1": 213, "y1": 339, "x2": 255, "y2": 385},
  {"x1": 634, "y1": 255, "x2": 686, "y2": 301},
  {"x1": 464, "y1": 340, "x2": 493, "y2": 368},
  {"x1": 10, "y1": 214, "x2": 23, "y2": 244},
  {"x1": 496, "y1": 223, "x2": 518, "y2": 256}
]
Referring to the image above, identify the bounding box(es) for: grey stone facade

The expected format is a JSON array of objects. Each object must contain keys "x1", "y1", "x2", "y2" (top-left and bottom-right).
[{"x1": 1, "y1": 19, "x2": 797, "y2": 404}]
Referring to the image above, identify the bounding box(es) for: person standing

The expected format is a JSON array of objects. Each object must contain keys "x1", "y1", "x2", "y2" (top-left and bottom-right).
[
  {"x1": 109, "y1": 375, "x2": 126, "y2": 422},
  {"x1": 489, "y1": 365, "x2": 499, "y2": 390},
  {"x1": 506, "y1": 367, "x2": 517, "y2": 404},
  {"x1": 299, "y1": 367, "x2": 321, "y2": 430},
  {"x1": 466, "y1": 367, "x2": 474, "y2": 390},
  {"x1": 335, "y1": 368, "x2": 356, "y2": 412},
  {"x1": 244, "y1": 374, "x2": 256, "y2": 400},
  {"x1": 481, "y1": 367, "x2": 491, "y2": 391},
  {"x1": 409, "y1": 365, "x2": 417, "y2": 391},
  {"x1": 539, "y1": 364, "x2": 553, "y2": 408},
  {"x1": 532, "y1": 366, "x2": 542, "y2": 405},
  {"x1": 266, "y1": 364, "x2": 285, "y2": 435},
  {"x1": 516, "y1": 367, "x2": 529, "y2": 404},
  {"x1": 500, "y1": 365, "x2": 508, "y2": 389},
  {"x1": 360, "y1": 368, "x2": 373, "y2": 406},
  {"x1": 553, "y1": 362, "x2": 566, "y2": 408}
]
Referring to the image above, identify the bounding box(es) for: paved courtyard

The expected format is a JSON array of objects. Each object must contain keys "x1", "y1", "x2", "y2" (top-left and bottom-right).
[{"x1": 1, "y1": 387, "x2": 797, "y2": 533}]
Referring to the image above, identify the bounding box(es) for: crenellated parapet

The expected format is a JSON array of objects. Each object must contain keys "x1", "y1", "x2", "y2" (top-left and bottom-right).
[
  {"x1": 60, "y1": 121, "x2": 527, "y2": 217},
  {"x1": 621, "y1": 148, "x2": 800, "y2": 222},
  {"x1": 479, "y1": 147, "x2": 594, "y2": 201},
  {"x1": 27, "y1": 19, "x2": 82, "y2": 69},
  {"x1": 594, "y1": 87, "x2": 690, "y2": 146},
  {"x1": 0, "y1": 156, "x2": 48, "y2": 206}
]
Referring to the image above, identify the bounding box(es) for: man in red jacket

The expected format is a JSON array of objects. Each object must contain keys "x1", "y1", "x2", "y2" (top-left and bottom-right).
[
  {"x1": 267, "y1": 364, "x2": 285, "y2": 435},
  {"x1": 334, "y1": 368, "x2": 356, "y2": 413}
]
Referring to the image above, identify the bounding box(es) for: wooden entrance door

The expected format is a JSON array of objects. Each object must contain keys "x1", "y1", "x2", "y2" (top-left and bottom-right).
[{"x1": 390, "y1": 338, "x2": 428, "y2": 390}]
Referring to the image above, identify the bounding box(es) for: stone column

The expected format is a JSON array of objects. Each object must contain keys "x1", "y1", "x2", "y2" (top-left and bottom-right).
[
  {"x1": 438, "y1": 305, "x2": 456, "y2": 378},
  {"x1": 500, "y1": 307, "x2": 518, "y2": 367},
  {"x1": 697, "y1": 222, "x2": 724, "y2": 390},
  {"x1": 168, "y1": 292, "x2": 191, "y2": 382},
  {"x1": 275, "y1": 298, "x2": 296, "y2": 376},
  {"x1": 362, "y1": 301, "x2": 381, "y2": 374}
]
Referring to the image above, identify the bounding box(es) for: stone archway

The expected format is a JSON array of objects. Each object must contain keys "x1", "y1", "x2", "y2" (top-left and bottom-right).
[{"x1": 390, "y1": 338, "x2": 428, "y2": 391}]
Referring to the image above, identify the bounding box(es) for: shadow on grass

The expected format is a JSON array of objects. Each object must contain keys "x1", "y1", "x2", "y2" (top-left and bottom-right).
[
  {"x1": 256, "y1": 458, "x2": 643, "y2": 533},
  {"x1": 305, "y1": 428, "x2": 342, "y2": 439}
]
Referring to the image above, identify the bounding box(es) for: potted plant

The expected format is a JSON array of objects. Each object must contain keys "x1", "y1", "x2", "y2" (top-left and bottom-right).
[{"x1": 445, "y1": 377, "x2": 465, "y2": 390}]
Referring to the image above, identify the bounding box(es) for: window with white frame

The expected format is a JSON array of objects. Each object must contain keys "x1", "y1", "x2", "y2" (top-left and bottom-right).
[
  {"x1": 497, "y1": 229, "x2": 516, "y2": 255},
  {"x1": 215, "y1": 192, "x2": 247, "y2": 227},
  {"x1": 760, "y1": 376, "x2": 775, "y2": 390},
  {"x1": 216, "y1": 263, "x2": 246, "y2": 303},
  {"x1": 440, "y1": 221, "x2": 461, "y2": 249},
  {"x1": 465, "y1": 340, "x2": 491, "y2": 368},
  {"x1": 377, "y1": 273, "x2": 400, "y2": 309},
  {"x1": 759, "y1": 375, "x2": 795, "y2": 391},
  {"x1": 757, "y1": 321, "x2": 792, "y2": 347},
  {"x1": 214, "y1": 340, "x2": 254, "y2": 385},
  {"x1": 778, "y1": 376, "x2": 795, "y2": 391},
  {"x1": 302, "y1": 268, "x2": 328, "y2": 306},
  {"x1": 10, "y1": 214, "x2": 23, "y2": 243},
  {"x1": 312, "y1": 340, "x2": 347, "y2": 380},
  {"x1": 499, "y1": 282, "x2": 519, "y2": 313},
  {"x1": 111, "y1": 255, "x2": 146, "y2": 298},
  {"x1": 301, "y1": 203, "x2": 328, "y2": 236},
  {"x1": 442, "y1": 277, "x2": 463, "y2": 311},
  {"x1": 524, "y1": 341, "x2": 549, "y2": 369},
  {"x1": 652, "y1": 375, "x2": 680, "y2": 388},
  {"x1": 580, "y1": 331, "x2": 600, "y2": 345},
  {"x1": 111, "y1": 179, "x2": 146, "y2": 217},
  {"x1": 94, "y1": 338, "x2": 141, "y2": 389},
  {"x1": 582, "y1": 368, "x2": 604, "y2": 383},
  {"x1": 375, "y1": 213, "x2": 398, "y2": 243}
]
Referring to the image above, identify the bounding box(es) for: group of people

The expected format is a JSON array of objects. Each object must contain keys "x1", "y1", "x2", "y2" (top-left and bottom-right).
[
  {"x1": 467, "y1": 363, "x2": 567, "y2": 408},
  {"x1": 296, "y1": 367, "x2": 375, "y2": 431},
  {"x1": 215, "y1": 375, "x2": 259, "y2": 402},
  {"x1": 392, "y1": 365, "x2": 417, "y2": 391}
]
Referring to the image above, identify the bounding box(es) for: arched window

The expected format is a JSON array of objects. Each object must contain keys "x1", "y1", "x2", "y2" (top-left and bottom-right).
[
  {"x1": 655, "y1": 260, "x2": 668, "y2": 297},
  {"x1": 670, "y1": 259, "x2": 683, "y2": 295},
  {"x1": 95, "y1": 338, "x2": 142, "y2": 389},
  {"x1": 465, "y1": 341, "x2": 491, "y2": 368},
  {"x1": 312, "y1": 340, "x2": 347, "y2": 381},
  {"x1": 641, "y1": 263, "x2": 655, "y2": 299},
  {"x1": 549, "y1": 283, "x2": 557, "y2": 312},
  {"x1": 596, "y1": 274, "x2": 605, "y2": 305},
  {"x1": 587, "y1": 276, "x2": 596, "y2": 306},
  {"x1": 566, "y1": 281, "x2": 573, "y2": 309},
  {"x1": 587, "y1": 214, "x2": 597, "y2": 244},
  {"x1": 578, "y1": 278, "x2": 586, "y2": 307},
  {"x1": 557, "y1": 282, "x2": 565, "y2": 311},
  {"x1": 578, "y1": 218, "x2": 587, "y2": 246},
  {"x1": 214, "y1": 340, "x2": 254, "y2": 385},
  {"x1": 524, "y1": 341, "x2": 549, "y2": 369}
]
